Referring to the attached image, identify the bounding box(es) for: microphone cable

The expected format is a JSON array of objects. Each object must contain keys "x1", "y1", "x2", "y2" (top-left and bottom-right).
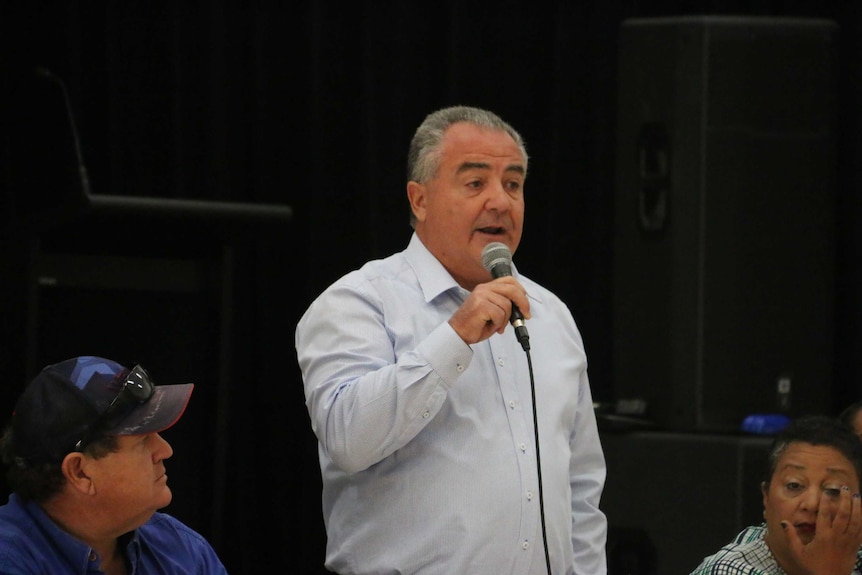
[
  {"x1": 481, "y1": 242, "x2": 551, "y2": 573},
  {"x1": 523, "y1": 346, "x2": 552, "y2": 575}
]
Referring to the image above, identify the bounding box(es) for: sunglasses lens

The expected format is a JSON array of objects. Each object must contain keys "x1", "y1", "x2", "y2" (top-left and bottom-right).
[
  {"x1": 100, "y1": 366, "x2": 155, "y2": 429},
  {"x1": 125, "y1": 366, "x2": 155, "y2": 401},
  {"x1": 75, "y1": 365, "x2": 156, "y2": 452}
]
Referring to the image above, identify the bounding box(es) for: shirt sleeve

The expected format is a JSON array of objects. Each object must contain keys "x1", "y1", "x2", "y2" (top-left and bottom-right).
[
  {"x1": 296, "y1": 280, "x2": 473, "y2": 474},
  {"x1": 569, "y1": 365, "x2": 609, "y2": 574}
]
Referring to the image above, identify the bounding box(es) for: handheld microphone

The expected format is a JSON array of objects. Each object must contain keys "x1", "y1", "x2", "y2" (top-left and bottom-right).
[{"x1": 481, "y1": 242, "x2": 530, "y2": 351}]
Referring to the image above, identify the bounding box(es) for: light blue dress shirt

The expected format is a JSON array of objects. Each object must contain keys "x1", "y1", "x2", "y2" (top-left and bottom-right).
[{"x1": 295, "y1": 233, "x2": 607, "y2": 575}]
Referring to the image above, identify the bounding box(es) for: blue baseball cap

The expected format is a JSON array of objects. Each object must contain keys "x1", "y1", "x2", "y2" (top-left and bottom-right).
[{"x1": 8, "y1": 356, "x2": 194, "y2": 465}]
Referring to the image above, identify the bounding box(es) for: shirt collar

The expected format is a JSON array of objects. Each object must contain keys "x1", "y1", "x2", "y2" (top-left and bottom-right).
[
  {"x1": 12, "y1": 493, "x2": 140, "y2": 573},
  {"x1": 14, "y1": 494, "x2": 93, "y2": 572},
  {"x1": 403, "y1": 233, "x2": 532, "y2": 303},
  {"x1": 404, "y1": 233, "x2": 464, "y2": 304}
]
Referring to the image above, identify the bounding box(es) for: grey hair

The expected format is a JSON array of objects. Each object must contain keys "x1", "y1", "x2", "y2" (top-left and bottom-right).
[{"x1": 406, "y1": 106, "x2": 529, "y2": 226}]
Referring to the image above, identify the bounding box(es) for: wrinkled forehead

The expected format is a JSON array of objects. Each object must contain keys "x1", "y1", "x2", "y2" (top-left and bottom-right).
[
  {"x1": 441, "y1": 124, "x2": 525, "y2": 164},
  {"x1": 772, "y1": 442, "x2": 859, "y2": 484}
]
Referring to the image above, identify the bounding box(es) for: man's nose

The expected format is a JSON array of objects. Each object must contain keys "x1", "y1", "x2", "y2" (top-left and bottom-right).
[{"x1": 484, "y1": 181, "x2": 511, "y2": 211}]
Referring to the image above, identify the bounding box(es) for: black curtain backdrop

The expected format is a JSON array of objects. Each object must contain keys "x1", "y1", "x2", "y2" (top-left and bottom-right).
[{"x1": 1, "y1": 2, "x2": 860, "y2": 573}]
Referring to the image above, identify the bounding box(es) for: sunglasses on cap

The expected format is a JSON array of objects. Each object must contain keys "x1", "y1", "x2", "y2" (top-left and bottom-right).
[{"x1": 74, "y1": 364, "x2": 155, "y2": 452}]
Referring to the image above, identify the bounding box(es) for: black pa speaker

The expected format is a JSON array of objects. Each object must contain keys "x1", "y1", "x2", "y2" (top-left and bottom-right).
[
  {"x1": 600, "y1": 432, "x2": 772, "y2": 574},
  {"x1": 612, "y1": 16, "x2": 838, "y2": 432}
]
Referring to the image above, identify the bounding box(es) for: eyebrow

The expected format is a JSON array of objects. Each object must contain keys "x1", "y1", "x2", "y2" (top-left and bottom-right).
[
  {"x1": 456, "y1": 161, "x2": 526, "y2": 175},
  {"x1": 781, "y1": 463, "x2": 852, "y2": 476}
]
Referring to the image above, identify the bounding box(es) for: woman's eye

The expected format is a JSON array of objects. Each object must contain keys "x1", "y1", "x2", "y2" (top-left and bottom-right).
[{"x1": 825, "y1": 487, "x2": 842, "y2": 498}]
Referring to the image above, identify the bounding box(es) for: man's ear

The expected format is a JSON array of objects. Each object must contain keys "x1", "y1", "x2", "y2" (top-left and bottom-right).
[
  {"x1": 61, "y1": 452, "x2": 95, "y2": 495},
  {"x1": 407, "y1": 181, "x2": 426, "y2": 223}
]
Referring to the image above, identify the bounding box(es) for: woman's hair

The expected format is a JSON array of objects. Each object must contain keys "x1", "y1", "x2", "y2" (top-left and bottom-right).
[
  {"x1": 0, "y1": 425, "x2": 119, "y2": 502},
  {"x1": 406, "y1": 106, "x2": 529, "y2": 226},
  {"x1": 838, "y1": 400, "x2": 862, "y2": 429},
  {"x1": 763, "y1": 414, "x2": 862, "y2": 486}
]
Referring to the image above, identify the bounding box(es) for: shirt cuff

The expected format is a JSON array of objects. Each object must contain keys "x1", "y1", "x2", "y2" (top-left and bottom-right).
[{"x1": 416, "y1": 321, "x2": 473, "y2": 390}]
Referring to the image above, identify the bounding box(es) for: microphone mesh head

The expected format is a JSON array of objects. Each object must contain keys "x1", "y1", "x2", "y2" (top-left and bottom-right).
[{"x1": 481, "y1": 242, "x2": 512, "y2": 272}]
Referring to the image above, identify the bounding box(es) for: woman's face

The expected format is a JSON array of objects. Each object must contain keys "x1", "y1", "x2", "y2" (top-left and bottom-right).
[{"x1": 762, "y1": 442, "x2": 859, "y2": 558}]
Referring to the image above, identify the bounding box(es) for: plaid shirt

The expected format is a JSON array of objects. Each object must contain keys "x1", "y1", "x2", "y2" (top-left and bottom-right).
[{"x1": 689, "y1": 523, "x2": 862, "y2": 574}]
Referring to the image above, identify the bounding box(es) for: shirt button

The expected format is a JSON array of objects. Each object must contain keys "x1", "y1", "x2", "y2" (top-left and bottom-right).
[
  {"x1": 522, "y1": 540, "x2": 530, "y2": 550},
  {"x1": 508, "y1": 400, "x2": 516, "y2": 409},
  {"x1": 526, "y1": 491, "x2": 533, "y2": 500},
  {"x1": 88, "y1": 551, "x2": 98, "y2": 562},
  {"x1": 422, "y1": 411, "x2": 430, "y2": 418},
  {"x1": 498, "y1": 358, "x2": 505, "y2": 366},
  {"x1": 456, "y1": 364, "x2": 465, "y2": 372},
  {"x1": 519, "y1": 443, "x2": 527, "y2": 452}
]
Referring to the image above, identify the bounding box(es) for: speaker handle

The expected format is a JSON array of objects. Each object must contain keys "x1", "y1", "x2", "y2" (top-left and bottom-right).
[{"x1": 637, "y1": 123, "x2": 670, "y2": 234}]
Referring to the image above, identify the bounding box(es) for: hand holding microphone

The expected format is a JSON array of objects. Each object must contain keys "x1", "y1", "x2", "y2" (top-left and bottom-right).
[
  {"x1": 447, "y1": 242, "x2": 532, "y2": 351},
  {"x1": 482, "y1": 242, "x2": 531, "y2": 351}
]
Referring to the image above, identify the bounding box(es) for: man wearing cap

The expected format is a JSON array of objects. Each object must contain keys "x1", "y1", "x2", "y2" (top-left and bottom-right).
[{"x1": 0, "y1": 355, "x2": 229, "y2": 575}]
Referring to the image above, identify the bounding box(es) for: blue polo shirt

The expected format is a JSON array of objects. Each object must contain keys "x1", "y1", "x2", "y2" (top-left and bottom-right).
[{"x1": 0, "y1": 493, "x2": 228, "y2": 574}]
